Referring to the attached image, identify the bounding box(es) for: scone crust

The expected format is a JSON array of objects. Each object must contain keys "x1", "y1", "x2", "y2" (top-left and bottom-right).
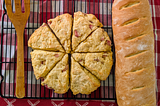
[
  {"x1": 75, "y1": 28, "x2": 111, "y2": 52},
  {"x1": 48, "y1": 14, "x2": 72, "y2": 53},
  {"x1": 28, "y1": 23, "x2": 64, "y2": 52},
  {"x1": 72, "y1": 52, "x2": 113, "y2": 80},
  {"x1": 75, "y1": 11, "x2": 103, "y2": 27},
  {"x1": 70, "y1": 57, "x2": 100, "y2": 95},
  {"x1": 72, "y1": 11, "x2": 103, "y2": 51},
  {"x1": 30, "y1": 50, "x2": 64, "y2": 79},
  {"x1": 41, "y1": 54, "x2": 69, "y2": 94}
]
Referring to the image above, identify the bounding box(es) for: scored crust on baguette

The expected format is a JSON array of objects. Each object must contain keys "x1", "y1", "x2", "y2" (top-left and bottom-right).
[
  {"x1": 112, "y1": 0, "x2": 156, "y2": 105},
  {"x1": 30, "y1": 50, "x2": 64, "y2": 79},
  {"x1": 74, "y1": 28, "x2": 112, "y2": 53},
  {"x1": 28, "y1": 23, "x2": 64, "y2": 52},
  {"x1": 72, "y1": 52, "x2": 113, "y2": 80},
  {"x1": 119, "y1": 1, "x2": 140, "y2": 10},
  {"x1": 41, "y1": 54, "x2": 69, "y2": 94},
  {"x1": 72, "y1": 11, "x2": 103, "y2": 51},
  {"x1": 70, "y1": 57, "x2": 100, "y2": 95},
  {"x1": 48, "y1": 14, "x2": 73, "y2": 53}
]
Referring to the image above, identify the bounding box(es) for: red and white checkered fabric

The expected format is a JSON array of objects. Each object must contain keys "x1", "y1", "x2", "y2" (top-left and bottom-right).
[{"x1": 0, "y1": 0, "x2": 159, "y2": 105}]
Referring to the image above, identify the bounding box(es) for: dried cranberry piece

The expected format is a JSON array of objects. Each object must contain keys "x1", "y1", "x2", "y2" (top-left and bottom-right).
[
  {"x1": 89, "y1": 21, "x2": 93, "y2": 23},
  {"x1": 101, "y1": 61, "x2": 104, "y2": 64},
  {"x1": 48, "y1": 21, "x2": 52, "y2": 25},
  {"x1": 62, "y1": 65, "x2": 69, "y2": 72},
  {"x1": 102, "y1": 54, "x2": 108, "y2": 58},
  {"x1": 54, "y1": 54, "x2": 59, "y2": 57},
  {"x1": 89, "y1": 25, "x2": 93, "y2": 30},
  {"x1": 79, "y1": 59, "x2": 83, "y2": 62},
  {"x1": 94, "y1": 59, "x2": 99, "y2": 62},
  {"x1": 105, "y1": 40, "x2": 111, "y2": 46},
  {"x1": 100, "y1": 36, "x2": 105, "y2": 41},
  {"x1": 75, "y1": 30, "x2": 80, "y2": 37},
  {"x1": 41, "y1": 60, "x2": 46, "y2": 64}
]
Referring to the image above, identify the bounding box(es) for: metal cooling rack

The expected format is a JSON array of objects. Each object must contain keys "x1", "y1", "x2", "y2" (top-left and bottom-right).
[{"x1": 0, "y1": 0, "x2": 116, "y2": 100}]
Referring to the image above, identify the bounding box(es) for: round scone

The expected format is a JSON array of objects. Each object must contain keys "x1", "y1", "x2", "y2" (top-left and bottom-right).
[
  {"x1": 74, "y1": 28, "x2": 111, "y2": 52},
  {"x1": 72, "y1": 52, "x2": 113, "y2": 80},
  {"x1": 70, "y1": 57, "x2": 100, "y2": 95},
  {"x1": 72, "y1": 11, "x2": 103, "y2": 51},
  {"x1": 30, "y1": 50, "x2": 64, "y2": 79},
  {"x1": 28, "y1": 12, "x2": 113, "y2": 95},
  {"x1": 28, "y1": 23, "x2": 64, "y2": 52},
  {"x1": 41, "y1": 54, "x2": 69, "y2": 94},
  {"x1": 48, "y1": 14, "x2": 72, "y2": 53}
]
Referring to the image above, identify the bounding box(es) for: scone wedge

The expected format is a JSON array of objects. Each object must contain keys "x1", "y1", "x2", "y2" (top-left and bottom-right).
[
  {"x1": 72, "y1": 52, "x2": 113, "y2": 80},
  {"x1": 48, "y1": 14, "x2": 72, "y2": 53},
  {"x1": 30, "y1": 50, "x2": 64, "y2": 79},
  {"x1": 75, "y1": 28, "x2": 111, "y2": 52},
  {"x1": 72, "y1": 11, "x2": 103, "y2": 51},
  {"x1": 28, "y1": 23, "x2": 64, "y2": 52},
  {"x1": 71, "y1": 57, "x2": 100, "y2": 95},
  {"x1": 41, "y1": 54, "x2": 69, "y2": 94}
]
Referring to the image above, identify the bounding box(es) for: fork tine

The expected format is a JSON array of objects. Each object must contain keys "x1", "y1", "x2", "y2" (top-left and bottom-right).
[
  {"x1": 5, "y1": 0, "x2": 13, "y2": 14},
  {"x1": 24, "y1": 0, "x2": 30, "y2": 13},
  {"x1": 14, "y1": 0, "x2": 22, "y2": 13}
]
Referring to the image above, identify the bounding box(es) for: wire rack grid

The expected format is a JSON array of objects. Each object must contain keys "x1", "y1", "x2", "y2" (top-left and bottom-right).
[{"x1": 0, "y1": 0, "x2": 116, "y2": 100}]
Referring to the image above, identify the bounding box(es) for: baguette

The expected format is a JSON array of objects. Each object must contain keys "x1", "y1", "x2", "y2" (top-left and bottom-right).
[{"x1": 112, "y1": 0, "x2": 156, "y2": 105}]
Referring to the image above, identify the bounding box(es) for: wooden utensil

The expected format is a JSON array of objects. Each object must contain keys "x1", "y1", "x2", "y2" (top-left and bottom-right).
[{"x1": 5, "y1": 0, "x2": 30, "y2": 98}]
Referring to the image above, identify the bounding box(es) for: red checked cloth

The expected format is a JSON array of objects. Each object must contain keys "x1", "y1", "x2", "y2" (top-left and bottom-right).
[{"x1": 0, "y1": 0, "x2": 159, "y2": 106}]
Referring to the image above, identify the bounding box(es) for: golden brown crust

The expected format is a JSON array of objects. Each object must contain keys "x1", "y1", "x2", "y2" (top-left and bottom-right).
[
  {"x1": 48, "y1": 14, "x2": 72, "y2": 53},
  {"x1": 112, "y1": 0, "x2": 156, "y2": 105},
  {"x1": 72, "y1": 52, "x2": 113, "y2": 80},
  {"x1": 41, "y1": 54, "x2": 69, "y2": 94},
  {"x1": 30, "y1": 50, "x2": 64, "y2": 79},
  {"x1": 70, "y1": 57, "x2": 100, "y2": 95},
  {"x1": 72, "y1": 11, "x2": 103, "y2": 51},
  {"x1": 75, "y1": 28, "x2": 111, "y2": 52},
  {"x1": 28, "y1": 23, "x2": 64, "y2": 52}
]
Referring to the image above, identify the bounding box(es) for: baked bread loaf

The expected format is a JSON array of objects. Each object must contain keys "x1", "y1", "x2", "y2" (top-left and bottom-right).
[
  {"x1": 112, "y1": 0, "x2": 156, "y2": 105},
  {"x1": 72, "y1": 11, "x2": 103, "y2": 51},
  {"x1": 75, "y1": 28, "x2": 111, "y2": 52},
  {"x1": 70, "y1": 57, "x2": 100, "y2": 95},
  {"x1": 72, "y1": 52, "x2": 113, "y2": 80},
  {"x1": 28, "y1": 23, "x2": 64, "y2": 52},
  {"x1": 30, "y1": 50, "x2": 64, "y2": 79},
  {"x1": 41, "y1": 54, "x2": 69, "y2": 94},
  {"x1": 48, "y1": 14, "x2": 72, "y2": 53}
]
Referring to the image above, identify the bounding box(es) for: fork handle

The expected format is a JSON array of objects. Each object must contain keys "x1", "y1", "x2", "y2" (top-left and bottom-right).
[{"x1": 16, "y1": 29, "x2": 25, "y2": 98}]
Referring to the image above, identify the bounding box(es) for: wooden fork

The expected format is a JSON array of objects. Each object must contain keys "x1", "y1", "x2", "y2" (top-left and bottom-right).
[{"x1": 5, "y1": 0, "x2": 30, "y2": 98}]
